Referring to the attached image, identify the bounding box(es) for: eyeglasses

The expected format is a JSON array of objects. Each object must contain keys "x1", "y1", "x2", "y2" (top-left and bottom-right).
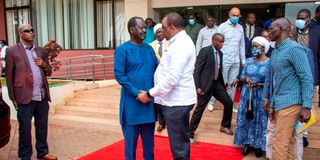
[{"x1": 22, "y1": 28, "x2": 34, "y2": 33}]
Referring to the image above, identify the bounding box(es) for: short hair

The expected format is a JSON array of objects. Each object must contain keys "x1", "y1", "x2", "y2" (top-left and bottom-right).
[
  {"x1": 207, "y1": 16, "x2": 216, "y2": 21},
  {"x1": 145, "y1": 18, "x2": 153, "y2": 23},
  {"x1": 272, "y1": 17, "x2": 291, "y2": 34},
  {"x1": 316, "y1": 5, "x2": 320, "y2": 14},
  {"x1": 246, "y1": 12, "x2": 256, "y2": 18},
  {"x1": 0, "y1": 40, "x2": 7, "y2": 46},
  {"x1": 127, "y1": 17, "x2": 144, "y2": 33},
  {"x1": 212, "y1": 33, "x2": 224, "y2": 40},
  {"x1": 164, "y1": 12, "x2": 184, "y2": 29},
  {"x1": 298, "y1": 9, "x2": 311, "y2": 18}
]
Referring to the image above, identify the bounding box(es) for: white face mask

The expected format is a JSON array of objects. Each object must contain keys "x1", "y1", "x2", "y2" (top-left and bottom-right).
[{"x1": 295, "y1": 19, "x2": 307, "y2": 30}]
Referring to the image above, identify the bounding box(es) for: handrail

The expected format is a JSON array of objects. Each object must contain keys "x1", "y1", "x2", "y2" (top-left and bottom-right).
[{"x1": 51, "y1": 54, "x2": 114, "y2": 82}]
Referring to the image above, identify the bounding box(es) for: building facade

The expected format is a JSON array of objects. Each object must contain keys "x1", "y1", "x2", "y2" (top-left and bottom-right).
[{"x1": 0, "y1": 0, "x2": 318, "y2": 50}]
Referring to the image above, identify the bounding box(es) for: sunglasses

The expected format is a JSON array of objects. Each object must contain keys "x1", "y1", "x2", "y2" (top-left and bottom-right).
[{"x1": 22, "y1": 28, "x2": 34, "y2": 33}]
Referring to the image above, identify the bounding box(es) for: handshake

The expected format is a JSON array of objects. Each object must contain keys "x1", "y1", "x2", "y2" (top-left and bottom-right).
[{"x1": 136, "y1": 90, "x2": 151, "y2": 103}]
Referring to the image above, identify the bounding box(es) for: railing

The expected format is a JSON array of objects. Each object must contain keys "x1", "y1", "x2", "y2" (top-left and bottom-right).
[{"x1": 50, "y1": 54, "x2": 114, "y2": 82}]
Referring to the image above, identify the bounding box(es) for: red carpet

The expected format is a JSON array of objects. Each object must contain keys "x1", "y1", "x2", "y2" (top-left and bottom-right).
[{"x1": 78, "y1": 135, "x2": 242, "y2": 160}]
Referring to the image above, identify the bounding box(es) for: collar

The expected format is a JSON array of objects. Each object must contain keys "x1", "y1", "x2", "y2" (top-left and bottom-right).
[
  {"x1": 212, "y1": 46, "x2": 217, "y2": 53},
  {"x1": 246, "y1": 23, "x2": 255, "y2": 27},
  {"x1": 312, "y1": 18, "x2": 318, "y2": 23},
  {"x1": 205, "y1": 26, "x2": 217, "y2": 30},
  {"x1": 157, "y1": 39, "x2": 164, "y2": 44},
  {"x1": 21, "y1": 42, "x2": 35, "y2": 50},
  {"x1": 275, "y1": 38, "x2": 290, "y2": 49},
  {"x1": 298, "y1": 28, "x2": 309, "y2": 34},
  {"x1": 168, "y1": 30, "x2": 185, "y2": 45}
]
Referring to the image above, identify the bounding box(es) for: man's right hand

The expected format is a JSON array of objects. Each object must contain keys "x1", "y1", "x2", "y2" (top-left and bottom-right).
[
  {"x1": 196, "y1": 88, "x2": 204, "y2": 96},
  {"x1": 13, "y1": 101, "x2": 18, "y2": 110},
  {"x1": 263, "y1": 100, "x2": 270, "y2": 112},
  {"x1": 269, "y1": 108, "x2": 276, "y2": 122}
]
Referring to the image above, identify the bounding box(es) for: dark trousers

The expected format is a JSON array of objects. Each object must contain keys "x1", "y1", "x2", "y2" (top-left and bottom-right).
[
  {"x1": 155, "y1": 103, "x2": 166, "y2": 126},
  {"x1": 17, "y1": 100, "x2": 49, "y2": 160},
  {"x1": 121, "y1": 122, "x2": 155, "y2": 160},
  {"x1": 161, "y1": 104, "x2": 194, "y2": 160},
  {"x1": 189, "y1": 80, "x2": 233, "y2": 138}
]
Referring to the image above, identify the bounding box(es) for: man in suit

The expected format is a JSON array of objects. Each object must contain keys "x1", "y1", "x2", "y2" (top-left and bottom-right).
[
  {"x1": 149, "y1": 23, "x2": 168, "y2": 132},
  {"x1": 189, "y1": 33, "x2": 234, "y2": 143},
  {"x1": 243, "y1": 13, "x2": 263, "y2": 58},
  {"x1": 5, "y1": 24, "x2": 56, "y2": 160}
]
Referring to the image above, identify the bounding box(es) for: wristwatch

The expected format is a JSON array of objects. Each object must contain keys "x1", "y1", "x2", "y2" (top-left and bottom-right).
[{"x1": 146, "y1": 91, "x2": 152, "y2": 98}]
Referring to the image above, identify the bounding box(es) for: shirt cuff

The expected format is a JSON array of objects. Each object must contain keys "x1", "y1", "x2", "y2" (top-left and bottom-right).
[{"x1": 149, "y1": 87, "x2": 156, "y2": 97}]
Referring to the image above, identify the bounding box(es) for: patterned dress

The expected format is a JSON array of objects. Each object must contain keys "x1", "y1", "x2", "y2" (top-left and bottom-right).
[{"x1": 234, "y1": 58, "x2": 270, "y2": 150}]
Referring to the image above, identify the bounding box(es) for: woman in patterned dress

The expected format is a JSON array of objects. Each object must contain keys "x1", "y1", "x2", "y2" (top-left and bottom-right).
[{"x1": 233, "y1": 36, "x2": 271, "y2": 158}]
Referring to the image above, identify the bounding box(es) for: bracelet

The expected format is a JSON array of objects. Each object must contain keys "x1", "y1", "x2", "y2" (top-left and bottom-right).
[{"x1": 146, "y1": 91, "x2": 152, "y2": 98}]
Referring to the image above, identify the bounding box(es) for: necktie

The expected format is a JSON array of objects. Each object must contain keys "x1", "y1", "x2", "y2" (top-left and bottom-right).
[
  {"x1": 158, "y1": 42, "x2": 163, "y2": 57},
  {"x1": 214, "y1": 51, "x2": 219, "y2": 80},
  {"x1": 249, "y1": 26, "x2": 252, "y2": 39}
]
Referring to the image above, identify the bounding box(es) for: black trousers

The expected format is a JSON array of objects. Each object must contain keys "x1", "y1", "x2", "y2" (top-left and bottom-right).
[
  {"x1": 161, "y1": 104, "x2": 194, "y2": 160},
  {"x1": 17, "y1": 100, "x2": 49, "y2": 160},
  {"x1": 189, "y1": 80, "x2": 233, "y2": 138},
  {"x1": 155, "y1": 103, "x2": 166, "y2": 126}
]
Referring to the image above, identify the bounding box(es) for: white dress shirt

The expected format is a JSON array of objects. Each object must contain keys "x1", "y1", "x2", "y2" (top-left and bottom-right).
[
  {"x1": 217, "y1": 20, "x2": 246, "y2": 65},
  {"x1": 196, "y1": 26, "x2": 218, "y2": 55},
  {"x1": 149, "y1": 30, "x2": 197, "y2": 107}
]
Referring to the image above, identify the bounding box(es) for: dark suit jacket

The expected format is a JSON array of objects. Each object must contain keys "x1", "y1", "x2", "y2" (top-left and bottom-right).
[
  {"x1": 243, "y1": 24, "x2": 263, "y2": 58},
  {"x1": 194, "y1": 45, "x2": 224, "y2": 94},
  {"x1": 5, "y1": 43, "x2": 52, "y2": 105},
  {"x1": 309, "y1": 24, "x2": 320, "y2": 85}
]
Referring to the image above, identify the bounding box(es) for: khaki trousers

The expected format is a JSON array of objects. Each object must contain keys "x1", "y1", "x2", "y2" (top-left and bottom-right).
[{"x1": 272, "y1": 105, "x2": 302, "y2": 160}]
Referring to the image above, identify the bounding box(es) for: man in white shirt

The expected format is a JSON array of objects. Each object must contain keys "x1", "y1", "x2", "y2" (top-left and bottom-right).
[
  {"x1": 138, "y1": 12, "x2": 197, "y2": 160},
  {"x1": 196, "y1": 16, "x2": 218, "y2": 55},
  {"x1": 217, "y1": 7, "x2": 245, "y2": 112}
]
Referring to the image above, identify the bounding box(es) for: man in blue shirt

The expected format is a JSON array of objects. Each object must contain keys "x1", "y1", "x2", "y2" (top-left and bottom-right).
[
  {"x1": 114, "y1": 16, "x2": 158, "y2": 160},
  {"x1": 266, "y1": 17, "x2": 313, "y2": 160}
]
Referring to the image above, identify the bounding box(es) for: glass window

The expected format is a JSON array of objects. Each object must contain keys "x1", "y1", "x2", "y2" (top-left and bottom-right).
[
  {"x1": 96, "y1": 0, "x2": 125, "y2": 48},
  {"x1": 5, "y1": 0, "x2": 29, "y2": 8},
  {"x1": 32, "y1": 0, "x2": 95, "y2": 49}
]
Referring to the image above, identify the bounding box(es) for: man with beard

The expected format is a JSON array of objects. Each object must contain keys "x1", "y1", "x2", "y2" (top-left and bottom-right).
[
  {"x1": 267, "y1": 17, "x2": 313, "y2": 160},
  {"x1": 114, "y1": 16, "x2": 158, "y2": 160}
]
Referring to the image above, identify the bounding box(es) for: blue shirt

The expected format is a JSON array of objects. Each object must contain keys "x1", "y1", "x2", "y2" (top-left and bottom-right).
[
  {"x1": 143, "y1": 27, "x2": 155, "y2": 44},
  {"x1": 114, "y1": 41, "x2": 158, "y2": 125},
  {"x1": 269, "y1": 38, "x2": 313, "y2": 111},
  {"x1": 22, "y1": 44, "x2": 45, "y2": 101}
]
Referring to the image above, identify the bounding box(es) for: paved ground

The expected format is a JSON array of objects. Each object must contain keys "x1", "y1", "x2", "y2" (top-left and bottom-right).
[{"x1": 1, "y1": 85, "x2": 320, "y2": 160}]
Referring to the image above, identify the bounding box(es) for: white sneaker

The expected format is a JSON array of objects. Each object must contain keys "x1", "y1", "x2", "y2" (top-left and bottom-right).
[{"x1": 207, "y1": 104, "x2": 214, "y2": 111}]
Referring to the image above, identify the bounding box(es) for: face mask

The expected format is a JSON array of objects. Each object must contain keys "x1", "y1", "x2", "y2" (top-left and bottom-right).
[
  {"x1": 296, "y1": 19, "x2": 307, "y2": 30},
  {"x1": 0, "y1": 44, "x2": 3, "y2": 48},
  {"x1": 230, "y1": 17, "x2": 239, "y2": 24},
  {"x1": 252, "y1": 47, "x2": 262, "y2": 57},
  {"x1": 188, "y1": 19, "x2": 195, "y2": 25}
]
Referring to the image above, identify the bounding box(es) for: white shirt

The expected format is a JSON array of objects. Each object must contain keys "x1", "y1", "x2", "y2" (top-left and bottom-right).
[
  {"x1": 217, "y1": 20, "x2": 246, "y2": 65},
  {"x1": 149, "y1": 30, "x2": 197, "y2": 106},
  {"x1": 196, "y1": 26, "x2": 218, "y2": 55},
  {"x1": 0, "y1": 45, "x2": 8, "y2": 68},
  {"x1": 245, "y1": 23, "x2": 255, "y2": 40}
]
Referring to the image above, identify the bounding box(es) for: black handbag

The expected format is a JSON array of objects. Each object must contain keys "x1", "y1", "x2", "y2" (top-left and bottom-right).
[{"x1": 246, "y1": 84, "x2": 254, "y2": 120}]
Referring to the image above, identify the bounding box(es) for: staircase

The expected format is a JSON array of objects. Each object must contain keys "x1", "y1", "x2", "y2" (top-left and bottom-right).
[{"x1": 50, "y1": 85, "x2": 122, "y2": 133}]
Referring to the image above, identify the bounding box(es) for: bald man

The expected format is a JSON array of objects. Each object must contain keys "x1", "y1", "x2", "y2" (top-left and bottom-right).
[
  {"x1": 266, "y1": 18, "x2": 313, "y2": 160},
  {"x1": 5, "y1": 24, "x2": 57, "y2": 160},
  {"x1": 217, "y1": 7, "x2": 245, "y2": 114}
]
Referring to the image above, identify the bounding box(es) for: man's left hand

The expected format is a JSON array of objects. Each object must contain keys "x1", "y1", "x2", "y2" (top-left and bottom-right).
[
  {"x1": 299, "y1": 108, "x2": 311, "y2": 123},
  {"x1": 34, "y1": 57, "x2": 47, "y2": 68},
  {"x1": 137, "y1": 90, "x2": 151, "y2": 103}
]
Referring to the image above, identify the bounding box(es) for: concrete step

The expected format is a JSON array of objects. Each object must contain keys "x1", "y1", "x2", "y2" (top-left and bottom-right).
[
  {"x1": 74, "y1": 92, "x2": 120, "y2": 99},
  {"x1": 67, "y1": 98, "x2": 120, "y2": 105},
  {"x1": 49, "y1": 114, "x2": 121, "y2": 131},
  {"x1": 66, "y1": 101, "x2": 119, "y2": 107},
  {"x1": 55, "y1": 106, "x2": 119, "y2": 119}
]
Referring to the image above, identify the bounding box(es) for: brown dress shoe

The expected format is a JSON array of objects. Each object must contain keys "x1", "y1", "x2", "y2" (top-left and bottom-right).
[
  {"x1": 41, "y1": 154, "x2": 58, "y2": 160},
  {"x1": 156, "y1": 125, "x2": 165, "y2": 132},
  {"x1": 220, "y1": 127, "x2": 234, "y2": 135}
]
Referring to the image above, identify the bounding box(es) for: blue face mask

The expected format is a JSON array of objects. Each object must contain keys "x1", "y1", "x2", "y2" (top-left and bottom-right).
[
  {"x1": 252, "y1": 47, "x2": 262, "y2": 57},
  {"x1": 230, "y1": 17, "x2": 239, "y2": 24},
  {"x1": 188, "y1": 19, "x2": 195, "y2": 25},
  {"x1": 296, "y1": 19, "x2": 307, "y2": 30}
]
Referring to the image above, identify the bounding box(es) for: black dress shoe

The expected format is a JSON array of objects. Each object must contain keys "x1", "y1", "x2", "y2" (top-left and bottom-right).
[
  {"x1": 303, "y1": 137, "x2": 309, "y2": 148},
  {"x1": 241, "y1": 145, "x2": 252, "y2": 156},
  {"x1": 255, "y1": 148, "x2": 263, "y2": 158}
]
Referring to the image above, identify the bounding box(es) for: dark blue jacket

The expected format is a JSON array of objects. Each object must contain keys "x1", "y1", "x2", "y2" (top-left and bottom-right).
[{"x1": 243, "y1": 24, "x2": 263, "y2": 58}]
